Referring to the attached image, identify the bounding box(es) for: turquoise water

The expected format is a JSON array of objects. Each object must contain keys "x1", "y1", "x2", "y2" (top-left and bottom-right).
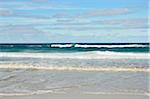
[{"x1": 0, "y1": 43, "x2": 149, "y2": 53}]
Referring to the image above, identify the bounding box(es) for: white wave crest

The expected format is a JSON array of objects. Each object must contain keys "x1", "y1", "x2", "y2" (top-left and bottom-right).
[
  {"x1": 74, "y1": 44, "x2": 147, "y2": 48},
  {"x1": 0, "y1": 51, "x2": 149, "y2": 59},
  {"x1": 49, "y1": 44, "x2": 148, "y2": 48},
  {"x1": 50, "y1": 44, "x2": 72, "y2": 48}
]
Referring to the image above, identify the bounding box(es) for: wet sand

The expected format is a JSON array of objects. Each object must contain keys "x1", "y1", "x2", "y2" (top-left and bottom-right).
[
  {"x1": 0, "y1": 69, "x2": 149, "y2": 99},
  {"x1": 0, "y1": 93, "x2": 149, "y2": 99},
  {"x1": 0, "y1": 87, "x2": 149, "y2": 99}
]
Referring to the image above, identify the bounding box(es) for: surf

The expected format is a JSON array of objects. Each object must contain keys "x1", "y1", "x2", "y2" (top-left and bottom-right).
[
  {"x1": 0, "y1": 51, "x2": 149, "y2": 59},
  {"x1": 74, "y1": 44, "x2": 148, "y2": 48}
]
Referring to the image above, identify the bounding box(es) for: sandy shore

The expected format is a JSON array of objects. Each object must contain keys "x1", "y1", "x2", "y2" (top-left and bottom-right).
[
  {"x1": 0, "y1": 87, "x2": 149, "y2": 99},
  {"x1": 0, "y1": 93, "x2": 149, "y2": 99}
]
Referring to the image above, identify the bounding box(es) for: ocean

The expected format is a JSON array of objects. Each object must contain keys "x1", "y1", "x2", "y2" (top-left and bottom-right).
[{"x1": 0, "y1": 43, "x2": 149, "y2": 96}]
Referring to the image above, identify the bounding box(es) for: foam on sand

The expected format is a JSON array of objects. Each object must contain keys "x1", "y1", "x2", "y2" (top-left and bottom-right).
[
  {"x1": 84, "y1": 91, "x2": 150, "y2": 96},
  {"x1": 0, "y1": 90, "x2": 149, "y2": 96},
  {"x1": 0, "y1": 64, "x2": 149, "y2": 72}
]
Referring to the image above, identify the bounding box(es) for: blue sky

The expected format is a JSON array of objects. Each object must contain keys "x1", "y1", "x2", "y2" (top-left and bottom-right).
[{"x1": 0, "y1": 0, "x2": 149, "y2": 43}]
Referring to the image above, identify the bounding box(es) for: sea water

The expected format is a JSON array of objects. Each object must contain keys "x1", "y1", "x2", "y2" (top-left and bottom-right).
[{"x1": 0, "y1": 43, "x2": 149, "y2": 96}]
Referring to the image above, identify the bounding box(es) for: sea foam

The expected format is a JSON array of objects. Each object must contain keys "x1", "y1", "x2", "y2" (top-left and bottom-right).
[
  {"x1": 0, "y1": 64, "x2": 149, "y2": 72},
  {"x1": 0, "y1": 51, "x2": 149, "y2": 59}
]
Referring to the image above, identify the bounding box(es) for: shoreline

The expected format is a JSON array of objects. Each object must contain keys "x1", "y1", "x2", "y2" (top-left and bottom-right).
[{"x1": 0, "y1": 92, "x2": 149, "y2": 99}]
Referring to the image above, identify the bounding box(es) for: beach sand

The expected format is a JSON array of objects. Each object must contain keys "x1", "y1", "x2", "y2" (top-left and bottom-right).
[
  {"x1": 0, "y1": 93, "x2": 149, "y2": 99},
  {"x1": 0, "y1": 88, "x2": 149, "y2": 99},
  {"x1": 0, "y1": 69, "x2": 149, "y2": 99}
]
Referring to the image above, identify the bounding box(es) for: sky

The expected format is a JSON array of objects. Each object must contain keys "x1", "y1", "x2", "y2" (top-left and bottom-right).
[{"x1": 0, "y1": 0, "x2": 149, "y2": 43}]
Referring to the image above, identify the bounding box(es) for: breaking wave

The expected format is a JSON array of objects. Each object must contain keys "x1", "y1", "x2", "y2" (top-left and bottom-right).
[
  {"x1": 50, "y1": 44, "x2": 72, "y2": 48},
  {"x1": 74, "y1": 44, "x2": 148, "y2": 48},
  {"x1": 49, "y1": 44, "x2": 148, "y2": 48}
]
